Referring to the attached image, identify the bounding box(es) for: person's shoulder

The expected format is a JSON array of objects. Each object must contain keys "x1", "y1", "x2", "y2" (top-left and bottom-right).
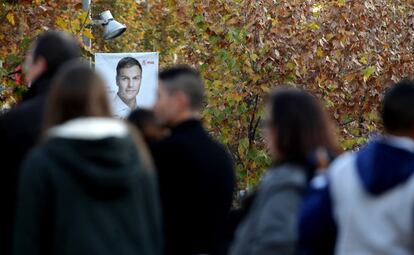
[
  {"x1": 263, "y1": 165, "x2": 307, "y2": 191},
  {"x1": 20, "y1": 144, "x2": 52, "y2": 177},
  {"x1": 327, "y1": 152, "x2": 356, "y2": 179},
  {"x1": 0, "y1": 97, "x2": 44, "y2": 124},
  {"x1": 149, "y1": 134, "x2": 187, "y2": 159},
  {"x1": 24, "y1": 144, "x2": 50, "y2": 165}
]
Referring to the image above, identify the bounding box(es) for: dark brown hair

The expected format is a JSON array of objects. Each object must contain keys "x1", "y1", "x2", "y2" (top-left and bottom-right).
[
  {"x1": 43, "y1": 61, "x2": 112, "y2": 130},
  {"x1": 267, "y1": 87, "x2": 339, "y2": 166},
  {"x1": 382, "y1": 79, "x2": 414, "y2": 133},
  {"x1": 116, "y1": 57, "x2": 142, "y2": 76},
  {"x1": 33, "y1": 30, "x2": 80, "y2": 75}
]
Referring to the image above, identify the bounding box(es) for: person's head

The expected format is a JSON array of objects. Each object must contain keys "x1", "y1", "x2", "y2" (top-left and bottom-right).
[
  {"x1": 24, "y1": 30, "x2": 80, "y2": 83},
  {"x1": 128, "y1": 109, "x2": 169, "y2": 141},
  {"x1": 264, "y1": 87, "x2": 338, "y2": 168},
  {"x1": 382, "y1": 79, "x2": 414, "y2": 137},
  {"x1": 154, "y1": 65, "x2": 204, "y2": 127},
  {"x1": 116, "y1": 57, "x2": 143, "y2": 102},
  {"x1": 44, "y1": 61, "x2": 111, "y2": 130}
]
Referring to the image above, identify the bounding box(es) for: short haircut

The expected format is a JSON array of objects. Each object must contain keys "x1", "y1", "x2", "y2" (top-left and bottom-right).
[
  {"x1": 33, "y1": 30, "x2": 80, "y2": 74},
  {"x1": 158, "y1": 65, "x2": 204, "y2": 110},
  {"x1": 382, "y1": 79, "x2": 414, "y2": 133},
  {"x1": 116, "y1": 57, "x2": 142, "y2": 76}
]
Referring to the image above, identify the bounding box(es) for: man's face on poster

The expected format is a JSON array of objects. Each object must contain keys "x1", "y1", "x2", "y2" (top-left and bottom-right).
[{"x1": 116, "y1": 65, "x2": 142, "y2": 101}]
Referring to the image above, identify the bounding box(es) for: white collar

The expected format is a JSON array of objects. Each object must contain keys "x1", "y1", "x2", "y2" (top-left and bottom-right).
[
  {"x1": 48, "y1": 117, "x2": 128, "y2": 140},
  {"x1": 113, "y1": 94, "x2": 130, "y2": 109},
  {"x1": 383, "y1": 135, "x2": 414, "y2": 153}
]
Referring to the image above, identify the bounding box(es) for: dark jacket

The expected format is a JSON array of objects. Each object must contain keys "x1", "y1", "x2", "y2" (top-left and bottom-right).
[
  {"x1": 151, "y1": 119, "x2": 235, "y2": 255},
  {"x1": 0, "y1": 73, "x2": 53, "y2": 254},
  {"x1": 229, "y1": 164, "x2": 307, "y2": 255},
  {"x1": 13, "y1": 118, "x2": 162, "y2": 255}
]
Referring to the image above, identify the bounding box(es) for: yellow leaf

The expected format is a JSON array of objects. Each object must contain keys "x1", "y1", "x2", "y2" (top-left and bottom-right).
[
  {"x1": 316, "y1": 47, "x2": 324, "y2": 57},
  {"x1": 56, "y1": 17, "x2": 68, "y2": 30},
  {"x1": 261, "y1": 85, "x2": 270, "y2": 92},
  {"x1": 326, "y1": 33, "x2": 335, "y2": 40},
  {"x1": 251, "y1": 53, "x2": 258, "y2": 61},
  {"x1": 252, "y1": 74, "x2": 260, "y2": 82},
  {"x1": 307, "y1": 22, "x2": 320, "y2": 30},
  {"x1": 311, "y1": 4, "x2": 323, "y2": 16},
  {"x1": 83, "y1": 29, "x2": 94, "y2": 40},
  {"x1": 286, "y1": 62, "x2": 296, "y2": 70},
  {"x1": 6, "y1": 12, "x2": 15, "y2": 26},
  {"x1": 359, "y1": 56, "x2": 368, "y2": 65}
]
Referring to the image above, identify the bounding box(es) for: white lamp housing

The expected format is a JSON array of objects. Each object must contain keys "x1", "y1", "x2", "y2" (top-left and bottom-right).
[{"x1": 96, "y1": 10, "x2": 126, "y2": 40}]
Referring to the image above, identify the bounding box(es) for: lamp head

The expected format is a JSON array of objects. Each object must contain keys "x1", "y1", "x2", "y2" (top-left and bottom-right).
[{"x1": 99, "y1": 10, "x2": 126, "y2": 40}]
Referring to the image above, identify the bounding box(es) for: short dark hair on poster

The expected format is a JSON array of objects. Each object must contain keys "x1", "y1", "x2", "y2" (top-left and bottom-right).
[
  {"x1": 382, "y1": 79, "x2": 414, "y2": 133},
  {"x1": 159, "y1": 65, "x2": 204, "y2": 110},
  {"x1": 116, "y1": 57, "x2": 142, "y2": 76}
]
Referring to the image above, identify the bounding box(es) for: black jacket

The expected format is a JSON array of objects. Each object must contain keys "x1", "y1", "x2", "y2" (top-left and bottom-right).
[
  {"x1": 13, "y1": 119, "x2": 162, "y2": 255},
  {"x1": 151, "y1": 119, "x2": 235, "y2": 255},
  {"x1": 0, "y1": 73, "x2": 53, "y2": 254}
]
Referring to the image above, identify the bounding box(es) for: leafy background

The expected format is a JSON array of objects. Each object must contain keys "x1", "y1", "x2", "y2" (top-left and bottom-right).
[{"x1": 1, "y1": 0, "x2": 414, "y2": 189}]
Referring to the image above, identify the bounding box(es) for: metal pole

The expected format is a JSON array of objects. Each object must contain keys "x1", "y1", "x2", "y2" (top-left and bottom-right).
[
  {"x1": 82, "y1": 0, "x2": 92, "y2": 48},
  {"x1": 82, "y1": 0, "x2": 92, "y2": 65}
]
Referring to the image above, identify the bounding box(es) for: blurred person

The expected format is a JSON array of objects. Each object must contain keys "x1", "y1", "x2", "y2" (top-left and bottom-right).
[
  {"x1": 13, "y1": 63, "x2": 162, "y2": 255},
  {"x1": 113, "y1": 57, "x2": 142, "y2": 118},
  {"x1": 0, "y1": 30, "x2": 80, "y2": 254},
  {"x1": 229, "y1": 87, "x2": 339, "y2": 255},
  {"x1": 152, "y1": 65, "x2": 235, "y2": 255},
  {"x1": 299, "y1": 80, "x2": 414, "y2": 255},
  {"x1": 127, "y1": 109, "x2": 169, "y2": 144}
]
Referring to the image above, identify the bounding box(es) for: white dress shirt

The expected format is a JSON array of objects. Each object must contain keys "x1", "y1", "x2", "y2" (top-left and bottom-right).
[{"x1": 112, "y1": 94, "x2": 136, "y2": 119}]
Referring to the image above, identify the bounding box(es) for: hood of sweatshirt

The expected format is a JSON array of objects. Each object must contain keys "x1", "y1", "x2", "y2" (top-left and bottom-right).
[
  {"x1": 44, "y1": 117, "x2": 141, "y2": 197},
  {"x1": 356, "y1": 137, "x2": 414, "y2": 195}
]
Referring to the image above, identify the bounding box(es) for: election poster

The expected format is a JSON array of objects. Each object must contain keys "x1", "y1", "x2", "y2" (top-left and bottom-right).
[{"x1": 95, "y1": 52, "x2": 159, "y2": 118}]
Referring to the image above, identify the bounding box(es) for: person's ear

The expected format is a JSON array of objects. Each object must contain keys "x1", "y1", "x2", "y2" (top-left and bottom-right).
[{"x1": 33, "y1": 56, "x2": 47, "y2": 73}]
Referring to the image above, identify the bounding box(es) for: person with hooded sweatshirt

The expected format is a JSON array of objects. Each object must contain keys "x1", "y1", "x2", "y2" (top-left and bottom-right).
[
  {"x1": 0, "y1": 31, "x2": 80, "y2": 254},
  {"x1": 13, "y1": 63, "x2": 162, "y2": 255},
  {"x1": 298, "y1": 79, "x2": 414, "y2": 255}
]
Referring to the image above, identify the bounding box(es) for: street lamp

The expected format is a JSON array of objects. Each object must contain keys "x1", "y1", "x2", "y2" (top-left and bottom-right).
[
  {"x1": 82, "y1": 0, "x2": 127, "y2": 44},
  {"x1": 90, "y1": 10, "x2": 127, "y2": 40}
]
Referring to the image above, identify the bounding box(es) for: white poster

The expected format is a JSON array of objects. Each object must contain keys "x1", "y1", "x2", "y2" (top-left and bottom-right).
[{"x1": 95, "y1": 52, "x2": 159, "y2": 119}]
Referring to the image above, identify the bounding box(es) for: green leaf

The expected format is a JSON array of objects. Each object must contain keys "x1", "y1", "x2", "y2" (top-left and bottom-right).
[
  {"x1": 338, "y1": 0, "x2": 346, "y2": 6},
  {"x1": 240, "y1": 138, "x2": 249, "y2": 150},
  {"x1": 194, "y1": 15, "x2": 204, "y2": 24},
  {"x1": 362, "y1": 66, "x2": 376, "y2": 82}
]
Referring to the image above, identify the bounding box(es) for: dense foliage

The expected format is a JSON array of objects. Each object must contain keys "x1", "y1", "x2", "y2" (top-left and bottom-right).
[{"x1": 1, "y1": 0, "x2": 414, "y2": 188}]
